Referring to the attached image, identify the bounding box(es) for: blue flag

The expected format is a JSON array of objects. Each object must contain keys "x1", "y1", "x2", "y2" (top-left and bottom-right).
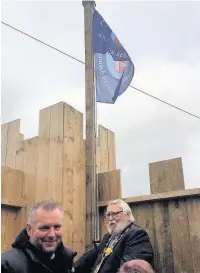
[{"x1": 92, "y1": 9, "x2": 134, "y2": 103}]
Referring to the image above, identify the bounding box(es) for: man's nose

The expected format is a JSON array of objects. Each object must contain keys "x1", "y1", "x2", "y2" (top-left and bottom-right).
[
  {"x1": 47, "y1": 227, "x2": 56, "y2": 237},
  {"x1": 108, "y1": 214, "x2": 114, "y2": 220}
]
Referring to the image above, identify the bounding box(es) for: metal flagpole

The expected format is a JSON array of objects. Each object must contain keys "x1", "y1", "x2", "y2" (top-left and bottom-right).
[{"x1": 82, "y1": 0, "x2": 99, "y2": 248}]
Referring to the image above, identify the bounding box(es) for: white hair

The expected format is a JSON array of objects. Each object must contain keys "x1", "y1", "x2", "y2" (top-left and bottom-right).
[{"x1": 108, "y1": 199, "x2": 135, "y2": 222}]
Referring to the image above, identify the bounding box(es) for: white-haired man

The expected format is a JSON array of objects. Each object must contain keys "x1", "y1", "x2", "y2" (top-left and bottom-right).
[
  {"x1": 74, "y1": 199, "x2": 154, "y2": 273},
  {"x1": 2, "y1": 200, "x2": 77, "y2": 273}
]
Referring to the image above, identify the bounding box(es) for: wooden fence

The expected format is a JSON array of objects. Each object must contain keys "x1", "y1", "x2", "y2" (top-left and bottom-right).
[
  {"x1": 1, "y1": 101, "x2": 116, "y2": 256},
  {"x1": 99, "y1": 158, "x2": 200, "y2": 273},
  {"x1": 1, "y1": 101, "x2": 200, "y2": 272}
]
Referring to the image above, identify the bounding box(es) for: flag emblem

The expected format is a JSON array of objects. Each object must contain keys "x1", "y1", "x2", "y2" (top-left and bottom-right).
[
  {"x1": 92, "y1": 9, "x2": 134, "y2": 103},
  {"x1": 116, "y1": 61, "x2": 127, "y2": 73}
]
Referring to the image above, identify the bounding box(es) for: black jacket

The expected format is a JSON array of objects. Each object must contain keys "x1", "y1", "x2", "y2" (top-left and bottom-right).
[
  {"x1": 74, "y1": 223, "x2": 154, "y2": 273},
  {"x1": 1, "y1": 229, "x2": 77, "y2": 273}
]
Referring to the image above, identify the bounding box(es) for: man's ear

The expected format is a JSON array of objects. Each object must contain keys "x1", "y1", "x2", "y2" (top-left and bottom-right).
[
  {"x1": 127, "y1": 213, "x2": 131, "y2": 223},
  {"x1": 26, "y1": 224, "x2": 32, "y2": 237}
]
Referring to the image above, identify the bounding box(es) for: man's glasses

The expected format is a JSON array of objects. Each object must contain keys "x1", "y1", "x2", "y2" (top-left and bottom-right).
[{"x1": 104, "y1": 210, "x2": 123, "y2": 219}]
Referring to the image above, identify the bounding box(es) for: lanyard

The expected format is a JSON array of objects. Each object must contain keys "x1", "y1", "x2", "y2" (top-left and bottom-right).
[{"x1": 92, "y1": 223, "x2": 132, "y2": 273}]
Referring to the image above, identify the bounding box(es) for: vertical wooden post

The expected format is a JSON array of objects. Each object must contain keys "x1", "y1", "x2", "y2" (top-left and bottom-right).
[
  {"x1": 98, "y1": 125, "x2": 116, "y2": 173},
  {"x1": 82, "y1": 0, "x2": 97, "y2": 249},
  {"x1": 98, "y1": 170, "x2": 122, "y2": 202},
  {"x1": 98, "y1": 169, "x2": 122, "y2": 239},
  {"x1": 149, "y1": 157, "x2": 192, "y2": 273},
  {"x1": 149, "y1": 157, "x2": 185, "y2": 194}
]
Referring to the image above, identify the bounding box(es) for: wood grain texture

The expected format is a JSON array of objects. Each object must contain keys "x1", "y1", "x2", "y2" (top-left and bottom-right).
[
  {"x1": 23, "y1": 137, "x2": 38, "y2": 223},
  {"x1": 1, "y1": 166, "x2": 24, "y2": 207},
  {"x1": 169, "y1": 199, "x2": 194, "y2": 273},
  {"x1": 107, "y1": 129, "x2": 116, "y2": 171},
  {"x1": 62, "y1": 104, "x2": 75, "y2": 249},
  {"x1": 131, "y1": 203, "x2": 155, "y2": 253},
  {"x1": 48, "y1": 102, "x2": 64, "y2": 203},
  {"x1": 36, "y1": 106, "x2": 51, "y2": 202},
  {"x1": 62, "y1": 103, "x2": 85, "y2": 256},
  {"x1": 152, "y1": 201, "x2": 174, "y2": 273},
  {"x1": 1, "y1": 206, "x2": 19, "y2": 253},
  {"x1": 99, "y1": 125, "x2": 108, "y2": 173},
  {"x1": 3, "y1": 120, "x2": 21, "y2": 169},
  {"x1": 186, "y1": 197, "x2": 200, "y2": 273},
  {"x1": 99, "y1": 188, "x2": 200, "y2": 207},
  {"x1": 149, "y1": 157, "x2": 185, "y2": 194},
  {"x1": 98, "y1": 170, "x2": 121, "y2": 202},
  {"x1": 15, "y1": 133, "x2": 25, "y2": 171}
]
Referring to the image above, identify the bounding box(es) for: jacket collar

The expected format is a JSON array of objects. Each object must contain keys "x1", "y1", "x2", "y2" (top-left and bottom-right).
[{"x1": 12, "y1": 228, "x2": 77, "y2": 262}]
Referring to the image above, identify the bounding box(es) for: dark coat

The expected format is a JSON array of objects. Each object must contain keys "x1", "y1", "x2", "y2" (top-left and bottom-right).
[
  {"x1": 74, "y1": 222, "x2": 154, "y2": 273},
  {"x1": 1, "y1": 229, "x2": 77, "y2": 273}
]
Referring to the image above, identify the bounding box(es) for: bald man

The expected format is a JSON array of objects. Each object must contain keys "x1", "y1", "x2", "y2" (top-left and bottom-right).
[{"x1": 119, "y1": 260, "x2": 154, "y2": 273}]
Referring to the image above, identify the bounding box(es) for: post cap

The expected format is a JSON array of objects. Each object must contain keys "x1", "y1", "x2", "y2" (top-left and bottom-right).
[{"x1": 82, "y1": 1, "x2": 96, "y2": 8}]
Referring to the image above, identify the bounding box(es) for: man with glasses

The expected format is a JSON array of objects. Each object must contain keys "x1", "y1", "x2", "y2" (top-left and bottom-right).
[{"x1": 74, "y1": 199, "x2": 153, "y2": 273}]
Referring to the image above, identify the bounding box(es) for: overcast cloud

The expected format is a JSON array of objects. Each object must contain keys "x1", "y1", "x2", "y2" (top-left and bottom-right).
[{"x1": 1, "y1": 1, "x2": 200, "y2": 197}]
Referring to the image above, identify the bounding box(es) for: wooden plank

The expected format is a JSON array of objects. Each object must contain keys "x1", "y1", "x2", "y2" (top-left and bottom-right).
[
  {"x1": 109, "y1": 170, "x2": 121, "y2": 199},
  {"x1": 62, "y1": 104, "x2": 85, "y2": 256},
  {"x1": 98, "y1": 126, "x2": 116, "y2": 173},
  {"x1": 15, "y1": 136, "x2": 38, "y2": 230},
  {"x1": 71, "y1": 108, "x2": 85, "y2": 257},
  {"x1": 149, "y1": 157, "x2": 185, "y2": 194},
  {"x1": 1, "y1": 166, "x2": 24, "y2": 207},
  {"x1": 125, "y1": 188, "x2": 200, "y2": 204},
  {"x1": 186, "y1": 197, "x2": 200, "y2": 273},
  {"x1": 5, "y1": 119, "x2": 21, "y2": 169},
  {"x1": 9, "y1": 167, "x2": 24, "y2": 207},
  {"x1": 62, "y1": 211, "x2": 72, "y2": 249},
  {"x1": 1, "y1": 166, "x2": 11, "y2": 204},
  {"x1": 15, "y1": 133, "x2": 25, "y2": 171},
  {"x1": 6, "y1": 207, "x2": 19, "y2": 251},
  {"x1": 99, "y1": 125, "x2": 109, "y2": 173},
  {"x1": 152, "y1": 201, "x2": 174, "y2": 273},
  {"x1": 36, "y1": 106, "x2": 51, "y2": 202},
  {"x1": 99, "y1": 206, "x2": 107, "y2": 239},
  {"x1": 98, "y1": 170, "x2": 121, "y2": 202},
  {"x1": 130, "y1": 203, "x2": 155, "y2": 255},
  {"x1": 1, "y1": 206, "x2": 19, "y2": 253},
  {"x1": 1, "y1": 207, "x2": 8, "y2": 252},
  {"x1": 62, "y1": 104, "x2": 86, "y2": 256},
  {"x1": 107, "y1": 129, "x2": 116, "y2": 171},
  {"x1": 1, "y1": 123, "x2": 9, "y2": 165},
  {"x1": 1, "y1": 200, "x2": 24, "y2": 208},
  {"x1": 15, "y1": 206, "x2": 27, "y2": 239},
  {"x1": 48, "y1": 102, "x2": 64, "y2": 203},
  {"x1": 62, "y1": 104, "x2": 75, "y2": 249},
  {"x1": 98, "y1": 188, "x2": 200, "y2": 207},
  {"x1": 169, "y1": 199, "x2": 194, "y2": 273},
  {"x1": 21, "y1": 137, "x2": 39, "y2": 225},
  {"x1": 98, "y1": 172, "x2": 111, "y2": 202}
]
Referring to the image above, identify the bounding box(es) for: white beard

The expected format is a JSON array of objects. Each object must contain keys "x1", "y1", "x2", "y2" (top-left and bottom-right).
[{"x1": 107, "y1": 221, "x2": 129, "y2": 236}]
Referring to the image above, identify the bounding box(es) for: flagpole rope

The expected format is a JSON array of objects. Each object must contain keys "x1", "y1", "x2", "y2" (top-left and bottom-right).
[{"x1": 1, "y1": 21, "x2": 200, "y2": 121}]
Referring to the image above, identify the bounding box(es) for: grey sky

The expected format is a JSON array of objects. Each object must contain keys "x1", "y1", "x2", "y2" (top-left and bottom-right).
[{"x1": 1, "y1": 1, "x2": 200, "y2": 197}]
